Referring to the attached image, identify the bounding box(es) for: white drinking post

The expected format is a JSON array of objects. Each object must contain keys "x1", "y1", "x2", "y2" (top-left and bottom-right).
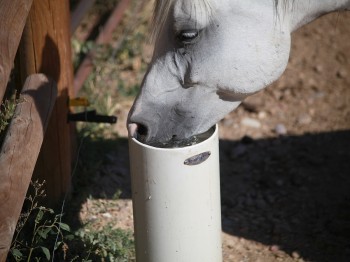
[{"x1": 129, "y1": 125, "x2": 222, "y2": 262}]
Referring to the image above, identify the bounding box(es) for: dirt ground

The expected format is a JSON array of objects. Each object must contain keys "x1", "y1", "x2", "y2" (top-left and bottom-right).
[{"x1": 75, "y1": 9, "x2": 350, "y2": 262}]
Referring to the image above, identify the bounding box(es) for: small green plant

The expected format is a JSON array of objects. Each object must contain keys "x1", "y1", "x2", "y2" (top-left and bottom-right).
[
  {"x1": 0, "y1": 93, "x2": 19, "y2": 142},
  {"x1": 9, "y1": 180, "x2": 72, "y2": 262},
  {"x1": 8, "y1": 180, "x2": 135, "y2": 261},
  {"x1": 75, "y1": 224, "x2": 135, "y2": 262}
]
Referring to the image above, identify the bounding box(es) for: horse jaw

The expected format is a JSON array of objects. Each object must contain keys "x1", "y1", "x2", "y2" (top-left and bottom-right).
[{"x1": 128, "y1": 63, "x2": 243, "y2": 143}]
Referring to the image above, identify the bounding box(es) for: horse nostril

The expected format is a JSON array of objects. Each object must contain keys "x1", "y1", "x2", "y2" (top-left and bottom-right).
[
  {"x1": 137, "y1": 123, "x2": 148, "y2": 137},
  {"x1": 128, "y1": 122, "x2": 148, "y2": 139},
  {"x1": 134, "y1": 123, "x2": 150, "y2": 143}
]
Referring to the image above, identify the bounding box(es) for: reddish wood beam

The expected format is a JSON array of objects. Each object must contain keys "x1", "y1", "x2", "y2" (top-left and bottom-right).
[
  {"x1": 70, "y1": 0, "x2": 96, "y2": 34},
  {"x1": 0, "y1": 74, "x2": 57, "y2": 261},
  {"x1": 73, "y1": 0, "x2": 131, "y2": 95}
]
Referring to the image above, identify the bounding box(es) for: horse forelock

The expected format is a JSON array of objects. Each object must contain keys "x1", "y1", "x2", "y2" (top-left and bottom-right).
[
  {"x1": 151, "y1": 0, "x2": 213, "y2": 42},
  {"x1": 151, "y1": 0, "x2": 296, "y2": 41},
  {"x1": 274, "y1": 0, "x2": 296, "y2": 14}
]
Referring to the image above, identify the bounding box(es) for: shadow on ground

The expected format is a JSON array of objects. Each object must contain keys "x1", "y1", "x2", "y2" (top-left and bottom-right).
[
  {"x1": 67, "y1": 129, "x2": 350, "y2": 262},
  {"x1": 220, "y1": 130, "x2": 350, "y2": 262}
]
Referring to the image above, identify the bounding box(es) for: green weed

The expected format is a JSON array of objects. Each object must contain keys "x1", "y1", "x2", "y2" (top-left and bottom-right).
[
  {"x1": 0, "y1": 93, "x2": 19, "y2": 145},
  {"x1": 9, "y1": 180, "x2": 72, "y2": 262},
  {"x1": 74, "y1": 224, "x2": 135, "y2": 262},
  {"x1": 9, "y1": 178, "x2": 135, "y2": 261}
]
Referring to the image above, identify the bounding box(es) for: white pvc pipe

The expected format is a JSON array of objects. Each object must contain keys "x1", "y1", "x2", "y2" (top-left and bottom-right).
[{"x1": 129, "y1": 125, "x2": 222, "y2": 262}]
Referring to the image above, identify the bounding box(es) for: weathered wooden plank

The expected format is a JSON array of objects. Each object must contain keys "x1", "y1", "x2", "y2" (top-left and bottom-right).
[
  {"x1": 70, "y1": 0, "x2": 96, "y2": 33},
  {"x1": 0, "y1": 74, "x2": 57, "y2": 262},
  {"x1": 73, "y1": 0, "x2": 131, "y2": 94},
  {"x1": 0, "y1": 0, "x2": 33, "y2": 102},
  {"x1": 15, "y1": 0, "x2": 74, "y2": 205}
]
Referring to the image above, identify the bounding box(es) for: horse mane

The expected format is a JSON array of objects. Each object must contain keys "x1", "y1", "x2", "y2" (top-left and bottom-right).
[
  {"x1": 151, "y1": 0, "x2": 294, "y2": 41},
  {"x1": 151, "y1": 0, "x2": 213, "y2": 41},
  {"x1": 274, "y1": 0, "x2": 296, "y2": 13}
]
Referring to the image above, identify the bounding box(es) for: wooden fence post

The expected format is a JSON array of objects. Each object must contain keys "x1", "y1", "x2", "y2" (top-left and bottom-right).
[
  {"x1": 0, "y1": 74, "x2": 57, "y2": 262},
  {"x1": 15, "y1": 0, "x2": 74, "y2": 205}
]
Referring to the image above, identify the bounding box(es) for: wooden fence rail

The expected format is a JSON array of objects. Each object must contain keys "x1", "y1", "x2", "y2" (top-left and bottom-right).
[
  {"x1": 73, "y1": 0, "x2": 131, "y2": 95},
  {"x1": 70, "y1": 0, "x2": 96, "y2": 34},
  {"x1": 0, "y1": 0, "x2": 33, "y2": 102},
  {"x1": 0, "y1": 74, "x2": 57, "y2": 261}
]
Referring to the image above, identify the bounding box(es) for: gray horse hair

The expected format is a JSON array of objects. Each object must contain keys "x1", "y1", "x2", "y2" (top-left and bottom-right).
[
  {"x1": 151, "y1": 0, "x2": 213, "y2": 41},
  {"x1": 151, "y1": 0, "x2": 294, "y2": 40}
]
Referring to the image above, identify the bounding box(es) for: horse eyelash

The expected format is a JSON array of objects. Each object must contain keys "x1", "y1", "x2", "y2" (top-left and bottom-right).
[
  {"x1": 176, "y1": 29, "x2": 200, "y2": 44},
  {"x1": 182, "y1": 31, "x2": 198, "y2": 38}
]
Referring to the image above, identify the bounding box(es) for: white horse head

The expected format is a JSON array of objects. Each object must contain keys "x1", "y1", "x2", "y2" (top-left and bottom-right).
[{"x1": 128, "y1": 0, "x2": 349, "y2": 144}]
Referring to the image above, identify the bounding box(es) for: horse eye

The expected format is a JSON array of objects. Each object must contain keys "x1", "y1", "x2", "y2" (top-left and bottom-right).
[{"x1": 177, "y1": 30, "x2": 199, "y2": 43}]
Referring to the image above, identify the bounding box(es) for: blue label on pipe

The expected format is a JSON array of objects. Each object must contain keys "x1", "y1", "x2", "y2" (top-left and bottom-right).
[{"x1": 184, "y1": 151, "x2": 211, "y2": 166}]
